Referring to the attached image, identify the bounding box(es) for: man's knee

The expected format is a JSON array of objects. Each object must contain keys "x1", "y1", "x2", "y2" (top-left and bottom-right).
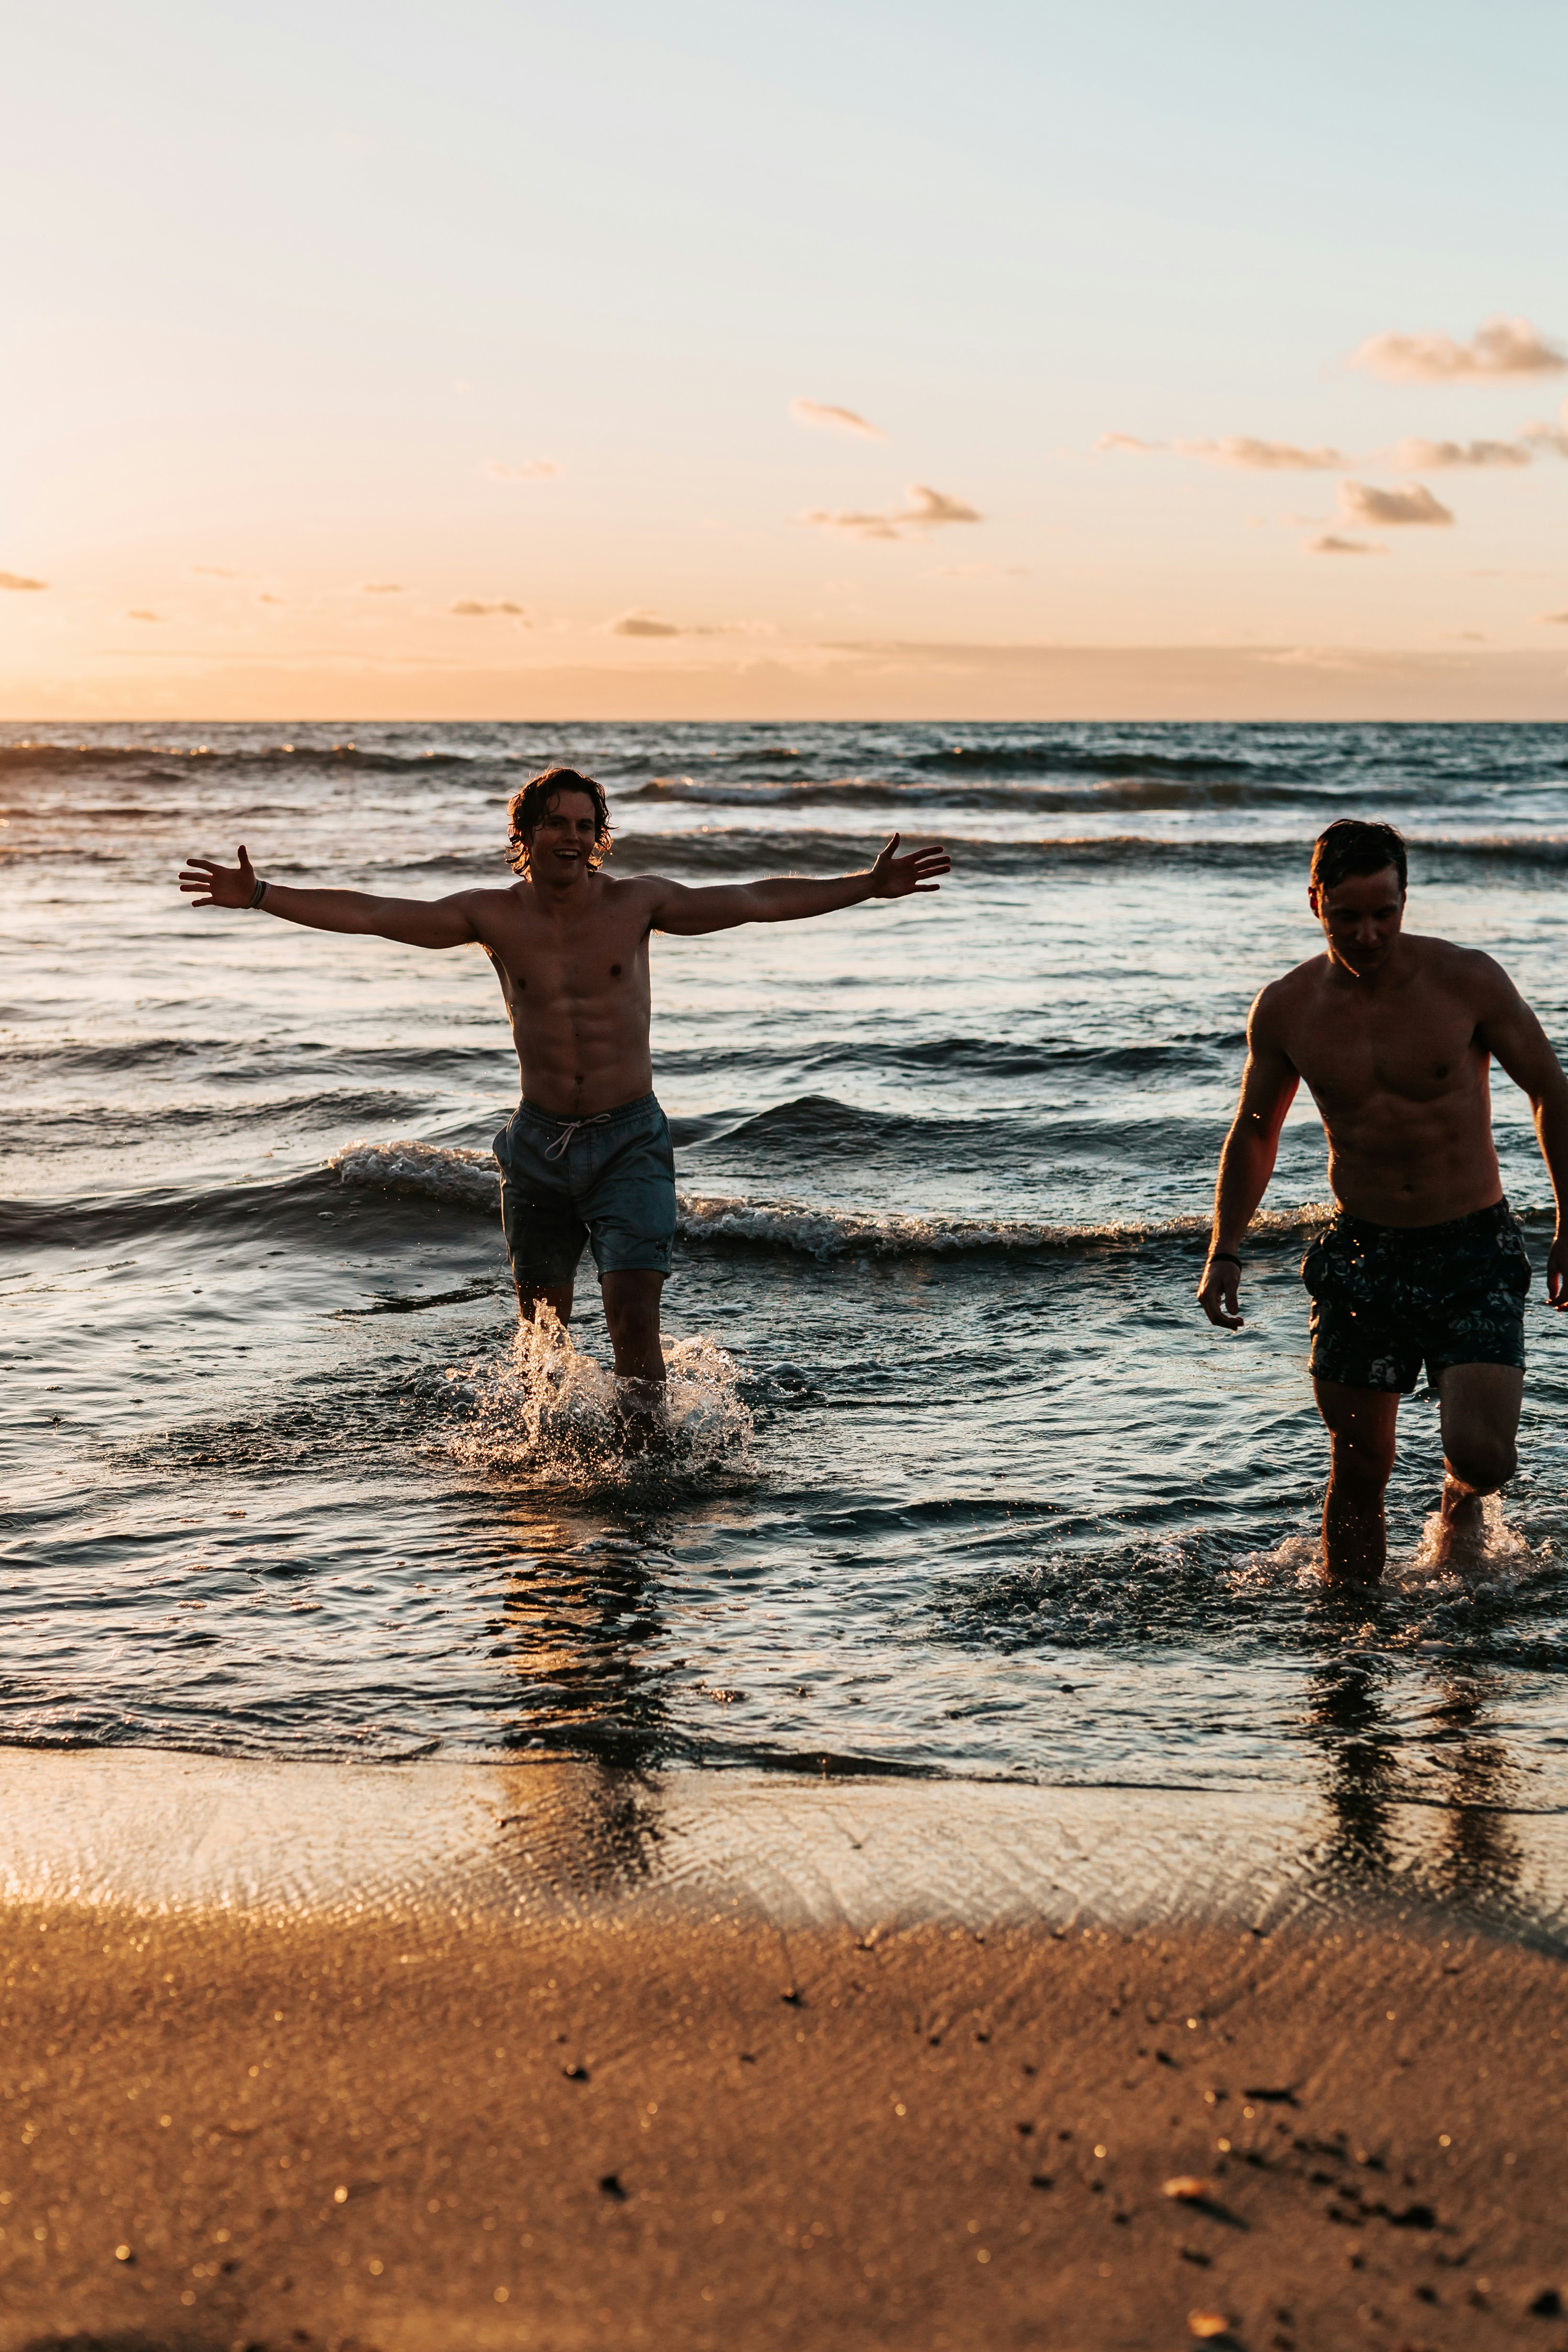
[
  {"x1": 1328, "y1": 1429, "x2": 1396, "y2": 1495},
  {"x1": 1446, "y1": 1434, "x2": 1516, "y2": 1495}
]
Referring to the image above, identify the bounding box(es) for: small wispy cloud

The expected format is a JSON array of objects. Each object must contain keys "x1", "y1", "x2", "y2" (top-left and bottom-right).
[
  {"x1": 362, "y1": 582, "x2": 404, "y2": 593},
  {"x1": 1523, "y1": 418, "x2": 1568, "y2": 458},
  {"x1": 127, "y1": 609, "x2": 161, "y2": 621},
  {"x1": 0, "y1": 570, "x2": 47, "y2": 592},
  {"x1": 1095, "y1": 432, "x2": 1159, "y2": 454},
  {"x1": 1350, "y1": 315, "x2": 1566, "y2": 383},
  {"x1": 1305, "y1": 533, "x2": 1387, "y2": 556},
  {"x1": 486, "y1": 459, "x2": 561, "y2": 481},
  {"x1": 1389, "y1": 436, "x2": 1532, "y2": 470},
  {"x1": 801, "y1": 484, "x2": 982, "y2": 540},
  {"x1": 1176, "y1": 437, "x2": 1347, "y2": 470},
  {"x1": 1543, "y1": 611, "x2": 1568, "y2": 625},
  {"x1": 452, "y1": 599, "x2": 528, "y2": 618},
  {"x1": 790, "y1": 398, "x2": 885, "y2": 440},
  {"x1": 258, "y1": 593, "x2": 286, "y2": 605},
  {"x1": 612, "y1": 613, "x2": 683, "y2": 638},
  {"x1": 609, "y1": 611, "x2": 760, "y2": 638},
  {"x1": 1338, "y1": 480, "x2": 1454, "y2": 528}
]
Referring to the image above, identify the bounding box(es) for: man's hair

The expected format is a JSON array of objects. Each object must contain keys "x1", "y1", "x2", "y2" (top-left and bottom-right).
[
  {"x1": 1310, "y1": 817, "x2": 1408, "y2": 899},
  {"x1": 505, "y1": 767, "x2": 612, "y2": 876}
]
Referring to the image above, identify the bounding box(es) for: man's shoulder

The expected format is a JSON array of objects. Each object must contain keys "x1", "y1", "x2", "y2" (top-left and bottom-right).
[
  {"x1": 1255, "y1": 955, "x2": 1330, "y2": 1019},
  {"x1": 1402, "y1": 932, "x2": 1512, "y2": 999}
]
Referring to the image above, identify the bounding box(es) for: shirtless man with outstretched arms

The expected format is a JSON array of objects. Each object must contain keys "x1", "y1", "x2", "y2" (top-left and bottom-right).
[
  {"x1": 1197, "y1": 818, "x2": 1568, "y2": 1583},
  {"x1": 179, "y1": 767, "x2": 948, "y2": 1427}
]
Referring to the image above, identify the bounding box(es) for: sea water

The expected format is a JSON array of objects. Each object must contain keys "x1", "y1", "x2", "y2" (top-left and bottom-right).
[{"x1": 3, "y1": 720, "x2": 1567, "y2": 1915}]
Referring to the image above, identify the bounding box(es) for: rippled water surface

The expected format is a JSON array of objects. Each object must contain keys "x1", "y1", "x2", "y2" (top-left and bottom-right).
[{"x1": 5, "y1": 720, "x2": 1568, "y2": 1857}]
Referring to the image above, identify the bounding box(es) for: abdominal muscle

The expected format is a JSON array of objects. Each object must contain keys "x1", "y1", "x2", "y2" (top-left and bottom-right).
[
  {"x1": 1317, "y1": 1075, "x2": 1503, "y2": 1226},
  {"x1": 498, "y1": 969, "x2": 656, "y2": 1119}
]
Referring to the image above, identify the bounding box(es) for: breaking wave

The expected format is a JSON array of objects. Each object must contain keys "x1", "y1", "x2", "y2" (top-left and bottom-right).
[{"x1": 327, "y1": 1138, "x2": 1337, "y2": 1259}]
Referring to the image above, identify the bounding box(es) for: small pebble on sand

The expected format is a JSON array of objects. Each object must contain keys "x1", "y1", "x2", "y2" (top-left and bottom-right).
[{"x1": 1164, "y1": 2176, "x2": 1211, "y2": 2202}]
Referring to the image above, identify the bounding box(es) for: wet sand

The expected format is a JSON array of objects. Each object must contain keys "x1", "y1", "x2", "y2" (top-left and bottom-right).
[{"x1": 2, "y1": 1748, "x2": 1565, "y2": 2351}]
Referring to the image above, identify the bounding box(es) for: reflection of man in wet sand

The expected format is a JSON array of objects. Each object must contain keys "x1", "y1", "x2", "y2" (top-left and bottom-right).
[
  {"x1": 179, "y1": 767, "x2": 948, "y2": 1427},
  {"x1": 1198, "y1": 819, "x2": 1568, "y2": 1584}
]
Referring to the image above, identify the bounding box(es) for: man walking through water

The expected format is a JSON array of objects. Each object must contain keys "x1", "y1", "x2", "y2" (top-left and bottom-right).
[
  {"x1": 1197, "y1": 818, "x2": 1568, "y2": 1584},
  {"x1": 179, "y1": 767, "x2": 948, "y2": 1434}
]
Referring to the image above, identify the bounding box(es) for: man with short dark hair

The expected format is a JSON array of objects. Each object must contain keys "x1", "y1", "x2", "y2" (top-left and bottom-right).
[
  {"x1": 1197, "y1": 817, "x2": 1568, "y2": 1583},
  {"x1": 179, "y1": 771, "x2": 948, "y2": 1429}
]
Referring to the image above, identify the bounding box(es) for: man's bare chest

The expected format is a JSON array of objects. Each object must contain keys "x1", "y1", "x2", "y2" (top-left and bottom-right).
[
  {"x1": 1285, "y1": 991, "x2": 1482, "y2": 1113},
  {"x1": 486, "y1": 912, "x2": 651, "y2": 1007}
]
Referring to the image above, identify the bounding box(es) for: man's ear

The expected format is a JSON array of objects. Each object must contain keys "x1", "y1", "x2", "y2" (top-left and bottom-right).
[{"x1": 1307, "y1": 886, "x2": 1320, "y2": 916}]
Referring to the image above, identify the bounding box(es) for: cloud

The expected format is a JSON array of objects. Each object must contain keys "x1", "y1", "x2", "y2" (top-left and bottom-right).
[
  {"x1": 1543, "y1": 612, "x2": 1568, "y2": 625},
  {"x1": 1389, "y1": 436, "x2": 1532, "y2": 470},
  {"x1": 0, "y1": 570, "x2": 47, "y2": 591},
  {"x1": 801, "y1": 484, "x2": 982, "y2": 540},
  {"x1": 452, "y1": 599, "x2": 528, "y2": 618},
  {"x1": 1338, "y1": 480, "x2": 1454, "y2": 528},
  {"x1": 1523, "y1": 418, "x2": 1568, "y2": 458},
  {"x1": 1095, "y1": 432, "x2": 1160, "y2": 454},
  {"x1": 1350, "y1": 315, "x2": 1566, "y2": 383},
  {"x1": 609, "y1": 611, "x2": 756, "y2": 638},
  {"x1": 362, "y1": 582, "x2": 404, "y2": 593},
  {"x1": 486, "y1": 459, "x2": 561, "y2": 481},
  {"x1": 612, "y1": 613, "x2": 682, "y2": 638},
  {"x1": 790, "y1": 398, "x2": 885, "y2": 439},
  {"x1": 1176, "y1": 436, "x2": 1347, "y2": 470},
  {"x1": 127, "y1": 609, "x2": 161, "y2": 621},
  {"x1": 1305, "y1": 533, "x2": 1387, "y2": 556},
  {"x1": 257, "y1": 593, "x2": 285, "y2": 605}
]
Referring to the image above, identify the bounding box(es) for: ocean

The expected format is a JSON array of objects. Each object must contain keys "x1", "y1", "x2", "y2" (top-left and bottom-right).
[{"x1": 5, "y1": 718, "x2": 1568, "y2": 1914}]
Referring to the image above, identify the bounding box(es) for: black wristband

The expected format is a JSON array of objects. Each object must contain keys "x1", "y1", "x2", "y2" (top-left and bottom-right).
[
  {"x1": 1207, "y1": 1250, "x2": 1241, "y2": 1266},
  {"x1": 246, "y1": 875, "x2": 268, "y2": 909}
]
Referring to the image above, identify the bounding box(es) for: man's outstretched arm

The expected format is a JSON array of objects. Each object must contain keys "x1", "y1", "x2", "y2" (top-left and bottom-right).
[
  {"x1": 648, "y1": 833, "x2": 949, "y2": 936},
  {"x1": 177, "y1": 845, "x2": 480, "y2": 949},
  {"x1": 1476, "y1": 961, "x2": 1568, "y2": 1308},
  {"x1": 1198, "y1": 989, "x2": 1301, "y2": 1330}
]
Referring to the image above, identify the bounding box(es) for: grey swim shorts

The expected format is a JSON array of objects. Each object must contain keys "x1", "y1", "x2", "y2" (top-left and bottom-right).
[
  {"x1": 493, "y1": 1093, "x2": 677, "y2": 1289},
  {"x1": 1301, "y1": 1198, "x2": 1530, "y2": 1394}
]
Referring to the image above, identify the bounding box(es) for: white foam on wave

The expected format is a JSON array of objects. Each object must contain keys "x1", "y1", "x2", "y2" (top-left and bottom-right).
[
  {"x1": 450, "y1": 1305, "x2": 754, "y2": 1490},
  {"x1": 329, "y1": 1138, "x2": 1336, "y2": 1261},
  {"x1": 331, "y1": 1137, "x2": 500, "y2": 1209}
]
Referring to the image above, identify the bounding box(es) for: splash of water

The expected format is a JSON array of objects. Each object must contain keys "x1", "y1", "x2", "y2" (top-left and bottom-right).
[
  {"x1": 1406, "y1": 1491, "x2": 1535, "y2": 1586},
  {"x1": 450, "y1": 1306, "x2": 754, "y2": 1489}
]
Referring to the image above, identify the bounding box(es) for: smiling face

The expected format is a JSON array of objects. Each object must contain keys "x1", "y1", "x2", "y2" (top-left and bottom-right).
[
  {"x1": 1309, "y1": 863, "x2": 1406, "y2": 979},
  {"x1": 524, "y1": 788, "x2": 603, "y2": 884}
]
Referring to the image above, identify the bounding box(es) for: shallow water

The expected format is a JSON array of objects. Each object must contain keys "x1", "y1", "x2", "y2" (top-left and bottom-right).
[{"x1": 4, "y1": 721, "x2": 1568, "y2": 1877}]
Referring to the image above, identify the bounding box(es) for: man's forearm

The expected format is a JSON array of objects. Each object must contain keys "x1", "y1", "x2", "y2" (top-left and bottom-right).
[
  {"x1": 258, "y1": 883, "x2": 389, "y2": 934},
  {"x1": 1532, "y1": 1083, "x2": 1568, "y2": 1225},
  {"x1": 740, "y1": 871, "x2": 873, "y2": 923},
  {"x1": 1210, "y1": 1125, "x2": 1279, "y2": 1253}
]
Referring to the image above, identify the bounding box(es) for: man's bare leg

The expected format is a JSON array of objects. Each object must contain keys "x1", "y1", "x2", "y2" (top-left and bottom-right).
[
  {"x1": 1433, "y1": 1362, "x2": 1523, "y2": 1565},
  {"x1": 1313, "y1": 1380, "x2": 1400, "y2": 1585},
  {"x1": 601, "y1": 1270, "x2": 667, "y2": 1446},
  {"x1": 516, "y1": 1282, "x2": 575, "y2": 1334}
]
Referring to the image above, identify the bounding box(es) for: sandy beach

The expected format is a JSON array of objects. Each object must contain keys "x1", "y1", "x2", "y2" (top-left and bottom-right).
[{"x1": 2, "y1": 1747, "x2": 1564, "y2": 2351}]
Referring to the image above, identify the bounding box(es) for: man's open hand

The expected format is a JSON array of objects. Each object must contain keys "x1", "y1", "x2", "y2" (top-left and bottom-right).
[
  {"x1": 179, "y1": 846, "x2": 257, "y2": 909},
  {"x1": 1197, "y1": 1259, "x2": 1244, "y2": 1330},
  {"x1": 866, "y1": 834, "x2": 951, "y2": 898}
]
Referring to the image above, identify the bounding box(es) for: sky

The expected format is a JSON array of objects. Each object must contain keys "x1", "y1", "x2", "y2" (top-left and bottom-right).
[{"x1": 4, "y1": 0, "x2": 1568, "y2": 720}]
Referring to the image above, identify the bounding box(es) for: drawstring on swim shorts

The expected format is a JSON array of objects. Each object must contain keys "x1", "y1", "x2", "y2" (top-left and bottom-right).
[{"x1": 542, "y1": 1112, "x2": 612, "y2": 1160}]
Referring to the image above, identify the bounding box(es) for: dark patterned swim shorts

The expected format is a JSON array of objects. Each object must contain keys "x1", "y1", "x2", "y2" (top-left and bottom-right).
[{"x1": 1301, "y1": 1198, "x2": 1530, "y2": 1393}]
